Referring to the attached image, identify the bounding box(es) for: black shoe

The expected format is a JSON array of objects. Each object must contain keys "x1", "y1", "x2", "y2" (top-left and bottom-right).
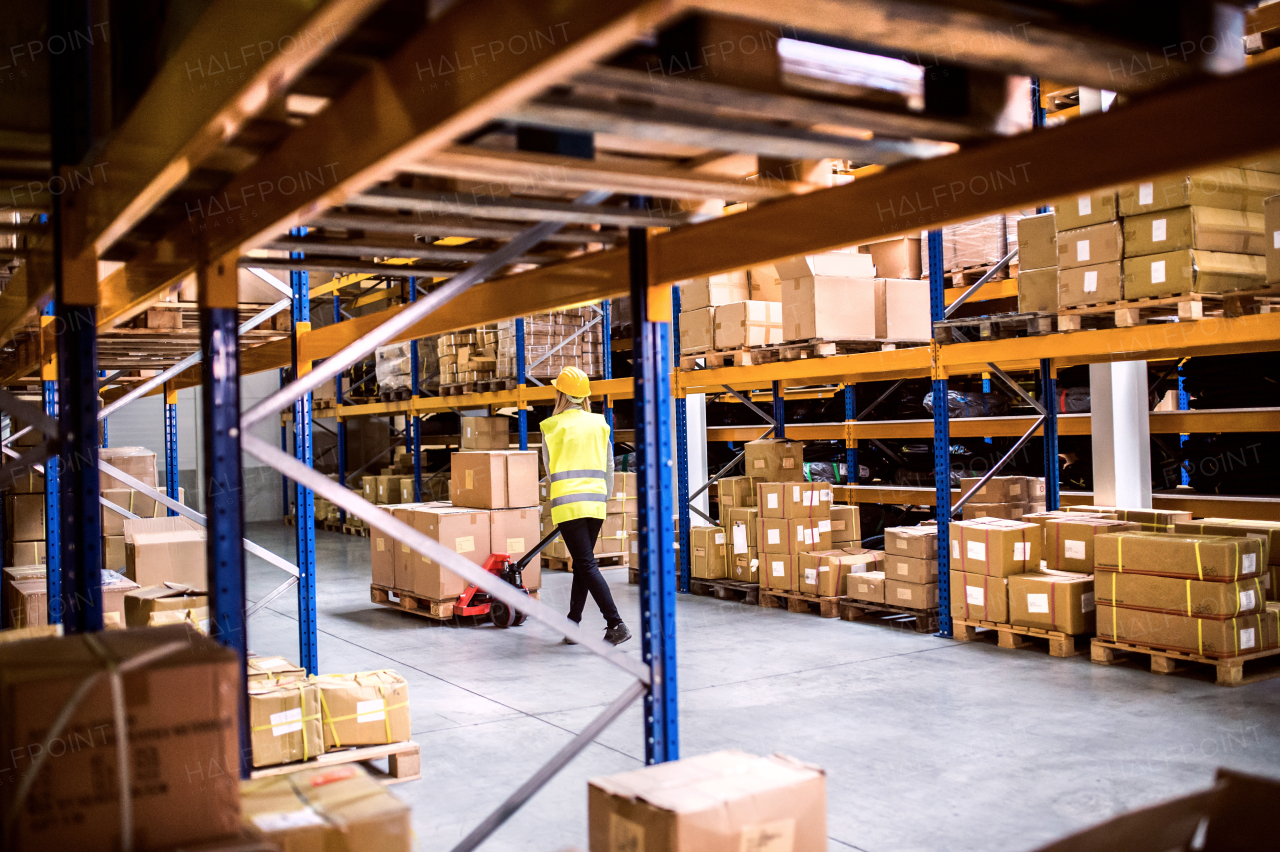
[
  {"x1": 560, "y1": 635, "x2": 578, "y2": 645},
  {"x1": 605, "y1": 623, "x2": 632, "y2": 646}
]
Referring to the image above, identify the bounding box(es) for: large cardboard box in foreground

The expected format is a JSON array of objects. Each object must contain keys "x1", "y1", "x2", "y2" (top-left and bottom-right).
[
  {"x1": 0, "y1": 625, "x2": 241, "y2": 851},
  {"x1": 398, "y1": 507, "x2": 490, "y2": 599},
  {"x1": 450, "y1": 450, "x2": 538, "y2": 509},
  {"x1": 744, "y1": 438, "x2": 804, "y2": 482},
  {"x1": 588, "y1": 750, "x2": 827, "y2": 852},
  {"x1": 241, "y1": 763, "x2": 412, "y2": 852}
]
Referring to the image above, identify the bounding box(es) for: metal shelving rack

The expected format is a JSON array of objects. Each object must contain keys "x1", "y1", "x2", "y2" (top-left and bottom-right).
[{"x1": 2, "y1": 2, "x2": 1279, "y2": 848}]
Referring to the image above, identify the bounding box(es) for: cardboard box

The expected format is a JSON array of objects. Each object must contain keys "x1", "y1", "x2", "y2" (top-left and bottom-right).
[
  {"x1": 691, "y1": 526, "x2": 728, "y2": 580},
  {"x1": 450, "y1": 450, "x2": 538, "y2": 509},
  {"x1": 761, "y1": 481, "x2": 832, "y2": 520},
  {"x1": 597, "y1": 513, "x2": 629, "y2": 554},
  {"x1": 1045, "y1": 517, "x2": 1140, "y2": 572},
  {"x1": 776, "y1": 251, "x2": 875, "y2": 279},
  {"x1": 461, "y1": 416, "x2": 510, "y2": 450},
  {"x1": 1054, "y1": 191, "x2": 1118, "y2": 230},
  {"x1": 960, "y1": 476, "x2": 1028, "y2": 503},
  {"x1": 399, "y1": 507, "x2": 489, "y2": 599},
  {"x1": 961, "y1": 502, "x2": 1029, "y2": 521},
  {"x1": 1017, "y1": 212, "x2": 1058, "y2": 270},
  {"x1": 372, "y1": 518, "x2": 398, "y2": 587},
  {"x1": 884, "y1": 525, "x2": 937, "y2": 560},
  {"x1": 949, "y1": 570, "x2": 1010, "y2": 623},
  {"x1": 1095, "y1": 570, "x2": 1265, "y2": 619},
  {"x1": 678, "y1": 306, "x2": 716, "y2": 354},
  {"x1": 102, "y1": 534, "x2": 126, "y2": 571},
  {"x1": 866, "y1": 236, "x2": 922, "y2": 279},
  {"x1": 588, "y1": 750, "x2": 827, "y2": 852},
  {"x1": 5, "y1": 468, "x2": 44, "y2": 493},
  {"x1": 6, "y1": 493, "x2": 43, "y2": 541},
  {"x1": 884, "y1": 554, "x2": 938, "y2": 585},
  {"x1": 0, "y1": 625, "x2": 241, "y2": 851},
  {"x1": 1059, "y1": 261, "x2": 1122, "y2": 306},
  {"x1": 1009, "y1": 571, "x2": 1096, "y2": 634},
  {"x1": 241, "y1": 764, "x2": 412, "y2": 852},
  {"x1": 99, "y1": 446, "x2": 158, "y2": 490},
  {"x1": 791, "y1": 519, "x2": 831, "y2": 552},
  {"x1": 1097, "y1": 604, "x2": 1279, "y2": 657},
  {"x1": 124, "y1": 583, "x2": 208, "y2": 628},
  {"x1": 1175, "y1": 519, "x2": 1280, "y2": 565},
  {"x1": 248, "y1": 677, "x2": 324, "y2": 767},
  {"x1": 246, "y1": 655, "x2": 306, "y2": 683},
  {"x1": 1093, "y1": 532, "x2": 1264, "y2": 581},
  {"x1": 101, "y1": 487, "x2": 183, "y2": 535},
  {"x1": 848, "y1": 571, "x2": 886, "y2": 603},
  {"x1": 1266, "y1": 194, "x2": 1280, "y2": 284},
  {"x1": 1065, "y1": 505, "x2": 1191, "y2": 531},
  {"x1": 1123, "y1": 206, "x2": 1267, "y2": 258},
  {"x1": 607, "y1": 472, "x2": 637, "y2": 514},
  {"x1": 761, "y1": 553, "x2": 797, "y2": 590},
  {"x1": 749, "y1": 264, "x2": 782, "y2": 301},
  {"x1": 830, "y1": 505, "x2": 860, "y2": 544},
  {"x1": 782, "y1": 275, "x2": 884, "y2": 341},
  {"x1": 797, "y1": 550, "x2": 864, "y2": 597},
  {"x1": 679, "y1": 273, "x2": 750, "y2": 311},
  {"x1": 126, "y1": 528, "x2": 207, "y2": 589},
  {"x1": 1058, "y1": 221, "x2": 1123, "y2": 270},
  {"x1": 10, "y1": 540, "x2": 44, "y2": 566},
  {"x1": 1118, "y1": 168, "x2": 1280, "y2": 216},
  {"x1": 718, "y1": 476, "x2": 758, "y2": 509},
  {"x1": 1018, "y1": 266, "x2": 1059, "y2": 313},
  {"x1": 314, "y1": 670, "x2": 411, "y2": 750},
  {"x1": 730, "y1": 551, "x2": 759, "y2": 583},
  {"x1": 398, "y1": 478, "x2": 418, "y2": 504},
  {"x1": 949, "y1": 519, "x2": 1041, "y2": 577},
  {"x1": 362, "y1": 475, "x2": 379, "y2": 502},
  {"x1": 714, "y1": 300, "x2": 783, "y2": 349},
  {"x1": 727, "y1": 507, "x2": 758, "y2": 555},
  {"x1": 887, "y1": 579, "x2": 938, "y2": 609},
  {"x1": 375, "y1": 474, "x2": 409, "y2": 505},
  {"x1": 1122, "y1": 249, "x2": 1266, "y2": 299},
  {"x1": 744, "y1": 438, "x2": 804, "y2": 482},
  {"x1": 883, "y1": 278, "x2": 931, "y2": 341},
  {"x1": 490, "y1": 507, "x2": 542, "y2": 590}
]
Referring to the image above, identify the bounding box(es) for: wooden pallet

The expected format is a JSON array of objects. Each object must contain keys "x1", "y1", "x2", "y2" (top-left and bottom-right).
[
  {"x1": 758, "y1": 589, "x2": 841, "y2": 618},
  {"x1": 320, "y1": 520, "x2": 344, "y2": 533},
  {"x1": 541, "y1": 552, "x2": 628, "y2": 572},
  {"x1": 944, "y1": 262, "x2": 1014, "y2": 289},
  {"x1": 474, "y1": 377, "x2": 519, "y2": 393},
  {"x1": 378, "y1": 388, "x2": 412, "y2": 402},
  {"x1": 1090, "y1": 637, "x2": 1280, "y2": 687},
  {"x1": 370, "y1": 584, "x2": 540, "y2": 622},
  {"x1": 953, "y1": 618, "x2": 1088, "y2": 658},
  {"x1": 839, "y1": 599, "x2": 939, "y2": 633},
  {"x1": 1058, "y1": 287, "x2": 1280, "y2": 330},
  {"x1": 681, "y1": 337, "x2": 924, "y2": 369},
  {"x1": 934, "y1": 310, "x2": 1060, "y2": 343},
  {"x1": 689, "y1": 577, "x2": 760, "y2": 605},
  {"x1": 439, "y1": 382, "x2": 477, "y2": 396},
  {"x1": 344, "y1": 524, "x2": 370, "y2": 537},
  {"x1": 249, "y1": 740, "x2": 421, "y2": 785}
]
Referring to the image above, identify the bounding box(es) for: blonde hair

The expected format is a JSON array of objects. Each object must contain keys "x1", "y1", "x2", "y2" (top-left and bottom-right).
[{"x1": 553, "y1": 390, "x2": 591, "y2": 416}]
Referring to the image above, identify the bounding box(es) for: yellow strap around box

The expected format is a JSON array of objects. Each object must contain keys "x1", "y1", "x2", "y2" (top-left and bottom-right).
[
  {"x1": 1194, "y1": 541, "x2": 1203, "y2": 581},
  {"x1": 1198, "y1": 618, "x2": 1203, "y2": 656},
  {"x1": 249, "y1": 682, "x2": 318, "y2": 760},
  {"x1": 1185, "y1": 579, "x2": 1192, "y2": 616},
  {"x1": 1117, "y1": 537, "x2": 1123, "y2": 573}
]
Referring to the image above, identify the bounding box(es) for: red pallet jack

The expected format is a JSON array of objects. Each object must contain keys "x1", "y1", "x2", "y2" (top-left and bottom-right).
[{"x1": 453, "y1": 527, "x2": 562, "y2": 627}]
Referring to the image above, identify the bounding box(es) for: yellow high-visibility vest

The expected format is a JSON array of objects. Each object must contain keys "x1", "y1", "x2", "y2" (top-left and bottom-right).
[{"x1": 540, "y1": 408, "x2": 610, "y2": 524}]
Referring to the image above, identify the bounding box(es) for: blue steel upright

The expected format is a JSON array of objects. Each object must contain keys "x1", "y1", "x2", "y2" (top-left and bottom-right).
[
  {"x1": 1041, "y1": 359, "x2": 1060, "y2": 510},
  {"x1": 629, "y1": 204, "x2": 678, "y2": 765},
  {"x1": 280, "y1": 366, "x2": 290, "y2": 517},
  {"x1": 671, "y1": 288, "x2": 690, "y2": 593},
  {"x1": 42, "y1": 305, "x2": 62, "y2": 623},
  {"x1": 1178, "y1": 365, "x2": 1190, "y2": 486},
  {"x1": 843, "y1": 384, "x2": 857, "y2": 484},
  {"x1": 198, "y1": 274, "x2": 249, "y2": 777},
  {"x1": 602, "y1": 300, "x2": 614, "y2": 436},
  {"x1": 929, "y1": 229, "x2": 953, "y2": 638},
  {"x1": 165, "y1": 383, "x2": 180, "y2": 515},
  {"x1": 291, "y1": 230, "x2": 319, "y2": 674},
  {"x1": 772, "y1": 382, "x2": 785, "y2": 439},
  {"x1": 516, "y1": 318, "x2": 528, "y2": 451},
  {"x1": 99, "y1": 371, "x2": 108, "y2": 447},
  {"x1": 409, "y1": 279, "x2": 422, "y2": 501},
  {"x1": 334, "y1": 293, "x2": 347, "y2": 523}
]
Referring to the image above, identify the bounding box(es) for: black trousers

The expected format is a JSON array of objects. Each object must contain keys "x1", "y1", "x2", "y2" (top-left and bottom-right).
[{"x1": 558, "y1": 516, "x2": 623, "y2": 628}]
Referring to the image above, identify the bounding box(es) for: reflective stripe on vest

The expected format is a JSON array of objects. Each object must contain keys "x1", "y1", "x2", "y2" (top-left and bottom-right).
[
  {"x1": 548, "y1": 469, "x2": 607, "y2": 482},
  {"x1": 550, "y1": 493, "x2": 608, "y2": 508}
]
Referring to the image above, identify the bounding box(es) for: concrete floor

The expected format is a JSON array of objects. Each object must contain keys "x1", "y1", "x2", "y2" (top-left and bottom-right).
[{"x1": 245, "y1": 522, "x2": 1280, "y2": 852}]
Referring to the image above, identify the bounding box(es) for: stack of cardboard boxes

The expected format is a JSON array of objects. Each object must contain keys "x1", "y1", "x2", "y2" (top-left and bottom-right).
[
  {"x1": 1016, "y1": 212, "x2": 1060, "y2": 313},
  {"x1": 437, "y1": 325, "x2": 499, "y2": 387},
  {"x1": 778, "y1": 252, "x2": 930, "y2": 344},
  {"x1": 1174, "y1": 517, "x2": 1280, "y2": 600},
  {"x1": 677, "y1": 271, "x2": 783, "y2": 355},
  {"x1": 540, "y1": 472, "x2": 638, "y2": 563},
  {"x1": 1053, "y1": 190, "x2": 1125, "y2": 307},
  {"x1": 958, "y1": 475, "x2": 1047, "y2": 521},
  {"x1": 496, "y1": 307, "x2": 602, "y2": 380},
  {"x1": 850, "y1": 525, "x2": 934, "y2": 609},
  {"x1": 3, "y1": 469, "x2": 44, "y2": 567}
]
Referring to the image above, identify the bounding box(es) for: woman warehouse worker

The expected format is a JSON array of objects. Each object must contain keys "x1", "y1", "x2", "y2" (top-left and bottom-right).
[{"x1": 540, "y1": 366, "x2": 632, "y2": 646}]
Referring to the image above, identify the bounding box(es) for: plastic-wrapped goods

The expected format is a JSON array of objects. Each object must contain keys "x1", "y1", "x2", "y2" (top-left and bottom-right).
[
  {"x1": 921, "y1": 212, "x2": 1031, "y2": 273},
  {"x1": 922, "y1": 389, "x2": 1011, "y2": 418},
  {"x1": 375, "y1": 342, "x2": 413, "y2": 391},
  {"x1": 496, "y1": 307, "x2": 603, "y2": 379}
]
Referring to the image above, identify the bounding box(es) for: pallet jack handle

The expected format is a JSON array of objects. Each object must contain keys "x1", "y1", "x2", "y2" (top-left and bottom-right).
[{"x1": 513, "y1": 526, "x2": 562, "y2": 572}]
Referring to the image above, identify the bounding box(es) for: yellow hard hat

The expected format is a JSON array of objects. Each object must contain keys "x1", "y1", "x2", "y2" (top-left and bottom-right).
[{"x1": 552, "y1": 366, "x2": 591, "y2": 398}]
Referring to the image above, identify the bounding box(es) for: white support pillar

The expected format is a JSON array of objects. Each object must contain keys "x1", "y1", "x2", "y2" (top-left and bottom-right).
[
  {"x1": 1090, "y1": 362, "x2": 1152, "y2": 508},
  {"x1": 684, "y1": 393, "x2": 711, "y2": 524}
]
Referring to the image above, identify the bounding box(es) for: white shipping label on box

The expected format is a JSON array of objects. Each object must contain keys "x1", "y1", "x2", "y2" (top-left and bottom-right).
[
  {"x1": 1243, "y1": 553, "x2": 1257, "y2": 574},
  {"x1": 818, "y1": 520, "x2": 831, "y2": 533},
  {"x1": 1240, "y1": 627, "x2": 1257, "y2": 650},
  {"x1": 1063, "y1": 539, "x2": 1086, "y2": 560},
  {"x1": 1077, "y1": 239, "x2": 1090, "y2": 262},
  {"x1": 767, "y1": 493, "x2": 778, "y2": 509},
  {"x1": 1274, "y1": 230, "x2": 1280, "y2": 249},
  {"x1": 631, "y1": 540, "x2": 638, "y2": 554},
  {"x1": 772, "y1": 561, "x2": 785, "y2": 577},
  {"x1": 1081, "y1": 591, "x2": 1095, "y2": 612},
  {"x1": 793, "y1": 486, "x2": 802, "y2": 503},
  {"x1": 257, "y1": 657, "x2": 294, "y2": 672},
  {"x1": 506, "y1": 538, "x2": 525, "y2": 553},
  {"x1": 1241, "y1": 589, "x2": 1257, "y2": 610},
  {"x1": 966, "y1": 540, "x2": 987, "y2": 562},
  {"x1": 1139, "y1": 182, "x2": 1154, "y2": 205},
  {"x1": 896, "y1": 562, "x2": 909, "y2": 576},
  {"x1": 896, "y1": 587, "x2": 913, "y2": 601},
  {"x1": 270, "y1": 707, "x2": 303, "y2": 736},
  {"x1": 966, "y1": 585, "x2": 985, "y2": 606},
  {"x1": 1013, "y1": 542, "x2": 1030, "y2": 562},
  {"x1": 376, "y1": 538, "x2": 385, "y2": 551},
  {"x1": 802, "y1": 490, "x2": 813, "y2": 507},
  {"x1": 1152, "y1": 218, "x2": 1167, "y2": 242},
  {"x1": 732, "y1": 524, "x2": 748, "y2": 554},
  {"x1": 803, "y1": 528, "x2": 814, "y2": 545},
  {"x1": 456, "y1": 536, "x2": 476, "y2": 554},
  {"x1": 767, "y1": 529, "x2": 781, "y2": 545},
  {"x1": 254, "y1": 808, "x2": 327, "y2": 832},
  {"x1": 804, "y1": 568, "x2": 817, "y2": 585},
  {"x1": 1083, "y1": 270, "x2": 1098, "y2": 292},
  {"x1": 1026, "y1": 593, "x2": 1050, "y2": 614},
  {"x1": 1151, "y1": 260, "x2": 1166, "y2": 284},
  {"x1": 465, "y1": 427, "x2": 472, "y2": 438},
  {"x1": 714, "y1": 532, "x2": 725, "y2": 545},
  {"x1": 356, "y1": 698, "x2": 386, "y2": 724},
  {"x1": 1078, "y1": 195, "x2": 1092, "y2": 216},
  {"x1": 897, "y1": 539, "x2": 909, "y2": 550},
  {"x1": 952, "y1": 540, "x2": 960, "y2": 559}
]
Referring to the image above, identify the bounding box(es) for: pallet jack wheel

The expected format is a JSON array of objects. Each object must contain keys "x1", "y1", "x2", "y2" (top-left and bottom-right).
[
  {"x1": 513, "y1": 609, "x2": 527, "y2": 626},
  {"x1": 490, "y1": 601, "x2": 516, "y2": 628}
]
